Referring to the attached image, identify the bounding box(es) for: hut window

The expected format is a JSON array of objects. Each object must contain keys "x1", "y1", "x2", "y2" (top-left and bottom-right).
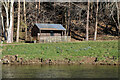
[{"x1": 50, "y1": 31, "x2": 54, "y2": 36}]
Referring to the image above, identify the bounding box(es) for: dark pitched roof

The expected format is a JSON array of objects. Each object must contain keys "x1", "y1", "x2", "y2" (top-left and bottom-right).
[{"x1": 35, "y1": 23, "x2": 66, "y2": 30}]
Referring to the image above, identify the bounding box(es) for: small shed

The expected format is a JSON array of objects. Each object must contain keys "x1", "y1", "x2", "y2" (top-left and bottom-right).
[{"x1": 31, "y1": 23, "x2": 71, "y2": 43}]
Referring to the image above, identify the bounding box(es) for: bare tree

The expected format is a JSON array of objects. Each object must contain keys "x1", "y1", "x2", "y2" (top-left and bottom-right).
[
  {"x1": 86, "y1": 0, "x2": 90, "y2": 41},
  {"x1": 67, "y1": 1, "x2": 71, "y2": 36},
  {"x1": 24, "y1": 0, "x2": 27, "y2": 40},
  {"x1": 3, "y1": 1, "x2": 9, "y2": 37},
  {"x1": 16, "y1": 0, "x2": 20, "y2": 42},
  {"x1": 118, "y1": 2, "x2": 120, "y2": 35},
  {"x1": 94, "y1": 0, "x2": 99, "y2": 41},
  {"x1": 1, "y1": 9, "x2": 6, "y2": 39},
  {"x1": 7, "y1": 0, "x2": 14, "y2": 43},
  {"x1": 116, "y1": 2, "x2": 120, "y2": 34},
  {"x1": 65, "y1": 12, "x2": 67, "y2": 31},
  {"x1": 110, "y1": 2, "x2": 119, "y2": 35},
  {"x1": 0, "y1": 2, "x2": 2, "y2": 38},
  {"x1": 39, "y1": 0, "x2": 41, "y2": 13},
  {"x1": 11, "y1": 4, "x2": 14, "y2": 43},
  {"x1": 36, "y1": 0, "x2": 38, "y2": 23},
  {"x1": 2, "y1": 0, "x2": 14, "y2": 43}
]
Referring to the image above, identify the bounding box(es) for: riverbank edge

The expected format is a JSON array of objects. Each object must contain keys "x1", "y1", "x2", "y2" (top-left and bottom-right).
[{"x1": 1, "y1": 55, "x2": 119, "y2": 66}]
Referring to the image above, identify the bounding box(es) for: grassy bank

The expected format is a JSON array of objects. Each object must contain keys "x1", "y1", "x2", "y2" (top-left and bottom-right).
[{"x1": 2, "y1": 40, "x2": 118, "y2": 62}]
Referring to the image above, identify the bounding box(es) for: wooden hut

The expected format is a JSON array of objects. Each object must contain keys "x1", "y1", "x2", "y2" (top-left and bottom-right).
[{"x1": 31, "y1": 23, "x2": 71, "y2": 43}]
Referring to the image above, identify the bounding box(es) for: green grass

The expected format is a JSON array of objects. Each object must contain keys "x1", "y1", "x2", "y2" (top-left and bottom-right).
[{"x1": 2, "y1": 40, "x2": 118, "y2": 61}]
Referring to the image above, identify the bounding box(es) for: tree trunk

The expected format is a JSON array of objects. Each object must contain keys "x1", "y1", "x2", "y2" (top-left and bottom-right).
[
  {"x1": 65, "y1": 12, "x2": 67, "y2": 30},
  {"x1": 24, "y1": 0, "x2": 27, "y2": 41},
  {"x1": 5, "y1": 7, "x2": 9, "y2": 36},
  {"x1": 0, "y1": 2, "x2": 2, "y2": 38},
  {"x1": 86, "y1": 0, "x2": 90, "y2": 41},
  {"x1": 7, "y1": 0, "x2": 14, "y2": 43},
  {"x1": 36, "y1": 0, "x2": 38, "y2": 23},
  {"x1": 67, "y1": 2, "x2": 71, "y2": 36},
  {"x1": 118, "y1": 2, "x2": 120, "y2": 36},
  {"x1": 2, "y1": 2, "x2": 9, "y2": 40},
  {"x1": 11, "y1": 5, "x2": 14, "y2": 43},
  {"x1": 39, "y1": 0, "x2": 41, "y2": 11},
  {"x1": 116, "y1": 2, "x2": 120, "y2": 35},
  {"x1": 16, "y1": 0, "x2": 20, "y2": 42},
  {"x1": 54, "y1": 2, "x2": 55, "y2": 23},
  {"x1": 94, "y1": 0, "x2": 99, "y2": 41},
  {"x1": 1, "y1": 8, "x2": 6, "y2": 40}
]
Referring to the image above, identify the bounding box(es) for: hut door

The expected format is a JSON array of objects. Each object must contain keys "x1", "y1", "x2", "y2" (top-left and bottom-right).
[{"x1": 50, "y1": 31, "x2": 54, "y2": 36}]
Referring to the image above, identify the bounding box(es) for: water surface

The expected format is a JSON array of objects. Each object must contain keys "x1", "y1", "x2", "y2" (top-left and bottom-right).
[{"x1": 2, "y1": 64, "x2": 118, "y2": 78}]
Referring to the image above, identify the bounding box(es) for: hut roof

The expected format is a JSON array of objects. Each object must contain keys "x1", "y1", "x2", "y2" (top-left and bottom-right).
[{"x1": 35, "y1": 23, "x2": 66, "y2": 30}]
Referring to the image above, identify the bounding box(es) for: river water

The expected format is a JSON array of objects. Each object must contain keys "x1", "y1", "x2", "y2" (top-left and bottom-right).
[{"x1": 2, "y1": 64, "x2": 118, "y2": 78}]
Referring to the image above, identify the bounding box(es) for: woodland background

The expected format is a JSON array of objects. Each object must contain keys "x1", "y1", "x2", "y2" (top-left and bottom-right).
[{"x1": 0, "y1": 1, "x2": 119, "y2": 43}]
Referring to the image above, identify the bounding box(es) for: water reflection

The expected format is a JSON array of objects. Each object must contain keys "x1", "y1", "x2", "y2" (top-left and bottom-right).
[{"x1": 2, "y1": 64, "x2": 118, "y2": 78}]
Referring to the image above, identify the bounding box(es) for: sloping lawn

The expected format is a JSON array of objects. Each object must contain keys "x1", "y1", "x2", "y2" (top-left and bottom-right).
[{"x1": 2, "y1": 40, "x2": 118, "y2": 61}]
